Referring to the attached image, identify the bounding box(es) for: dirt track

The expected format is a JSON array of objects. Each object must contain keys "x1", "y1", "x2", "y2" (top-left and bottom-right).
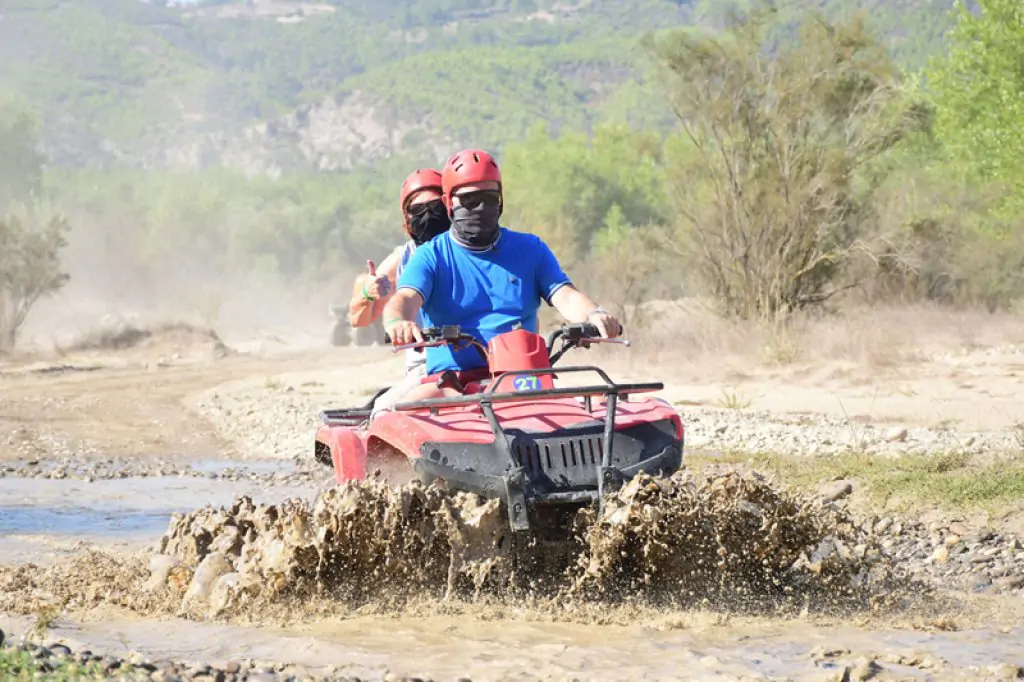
[{"x1": 2, "y1": 323, "x2": 1024, "y2": 680}]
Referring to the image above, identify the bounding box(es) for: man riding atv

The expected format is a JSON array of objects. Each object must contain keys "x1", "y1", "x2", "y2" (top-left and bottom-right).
[
  {"x1": 347, "y1": 168, "x2": 452, "y2": 414},
  {"x1": 381, "y1": 148, "x2": 622, "y2": 406}
]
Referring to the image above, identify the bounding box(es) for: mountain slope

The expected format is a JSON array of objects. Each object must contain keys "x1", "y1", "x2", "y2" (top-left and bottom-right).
[{"x1": 0, "y1": 0, "x2": 958, "y2": 173}]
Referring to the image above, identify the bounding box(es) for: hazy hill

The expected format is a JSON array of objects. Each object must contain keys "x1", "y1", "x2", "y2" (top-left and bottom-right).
[{"x1": 0, "y1": 0, "x2": 958, "y2": 174}]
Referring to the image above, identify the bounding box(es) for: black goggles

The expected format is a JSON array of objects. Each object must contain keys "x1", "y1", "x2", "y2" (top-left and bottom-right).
[{"x1": 454, "y1": 190, "x2": 501, "y2": 210}]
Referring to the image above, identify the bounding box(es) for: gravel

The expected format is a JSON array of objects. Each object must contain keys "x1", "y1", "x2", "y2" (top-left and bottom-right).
[
  {"x1": 681, "y1": 407, "x2": 1022, "y2": 456},
  {"x1": 0, "y1": 628, "x2": 446, "y2": 682},
  {"x1": 191, "y1": 381, "x2": 1024, "y2": 461},
  {"x1": 846, "y1": 514, "x2": 1024, "y2": 597},
  {"x1": 0, "y1": 454, "x2": 323, "y2": 484}
]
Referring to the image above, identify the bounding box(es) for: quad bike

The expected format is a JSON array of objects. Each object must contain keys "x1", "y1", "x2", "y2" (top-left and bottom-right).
[
  {"x1": 313, "y1": 322, "x2": 684, "y2": 534},
  {"x1": 328, "y1": 304, "x2": 386, "y2": 347}
]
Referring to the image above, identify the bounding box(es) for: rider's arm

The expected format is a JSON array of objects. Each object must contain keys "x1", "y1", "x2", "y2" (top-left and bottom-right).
[
  {"x1": 348, "y1": 247, "x2": 402, "y2": 327},
  {"x1": 550, "y1": 285, "x2": 602, "y2": 321},
  {"x1": 382, "y1": 287, "x2": 424, "y2": 326},
  {"x1": 534, "y1": 234, "x2": 619, "y2": 335},
  {"x1": 383, "y1": 242, "x2": 436, "y2": 327}
]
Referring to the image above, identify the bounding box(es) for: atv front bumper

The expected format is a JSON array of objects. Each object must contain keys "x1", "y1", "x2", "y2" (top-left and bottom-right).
[{"x1": 413, "y1": 416, "x2": 683, "y2": 532}]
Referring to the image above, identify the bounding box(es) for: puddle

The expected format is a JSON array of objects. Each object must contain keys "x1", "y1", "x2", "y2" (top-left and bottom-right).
[
  {"x1": 185, "y1": 458, "x2": 299, "y2": 475},
  {"x1": 0, "y1": 465, "x2": 322, "y2": 565},
  {"x1": 0, "y1": 613, "x2": 1021, "y2": 681}
]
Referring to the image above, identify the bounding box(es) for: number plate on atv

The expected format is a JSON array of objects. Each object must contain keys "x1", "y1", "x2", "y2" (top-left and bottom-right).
[{"x1": 511, "y1": 375, "x2": 541, "y2": 391}]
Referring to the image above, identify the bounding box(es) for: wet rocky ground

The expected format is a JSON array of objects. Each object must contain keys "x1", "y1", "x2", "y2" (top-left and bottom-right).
[
  {"x1": 0, "y1": 454, "x2": 323, "y2": 484},
  {"x1": 682, "y1": 407, "x2": 1024, "y2": 457},
  {"x1": 187, "y1": 377, "x2": 1024, "y2": 462},
  {"x1": 0, "y1": 627, "x2": 446, "y2": 682},
  {"x1": 850, "y1": 513, "x2": 1024, "y2": 597},
  {"x1": 3, "y1": 340, "x2": 1024, "y2": 679}
]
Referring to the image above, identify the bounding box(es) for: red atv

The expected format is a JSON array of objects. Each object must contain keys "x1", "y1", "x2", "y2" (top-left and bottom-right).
[{"x1": 313, "y1": 322, "x2": 684, "y2": 533}]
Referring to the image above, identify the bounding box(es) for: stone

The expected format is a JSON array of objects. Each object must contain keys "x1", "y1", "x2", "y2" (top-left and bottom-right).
[
  {"x1": 985, "y1": 663, "x2": 1023, "y2": 681},
  {"x1": 144, "y1": 554, "x2": 180, "y2": 593},
  {"x1": 821, "y1": 480, "x2": 854, "y2": 502},
  {"x1": 994, "y1": 575, "x2": 1024, "y2": 591},
  {"x1": 208, "y1": 572, "x2": 242, "y2": 618},
  {"x1": 885, "y1": 427, "x2": 908, "y2": 443},
  {"x1": 182, "y1": 552, "x2": 233, "y2": 611}
]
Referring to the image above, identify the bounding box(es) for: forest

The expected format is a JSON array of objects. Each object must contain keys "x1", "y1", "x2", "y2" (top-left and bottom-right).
[{"x1": 1, "y1": 0, "x2": 1020, "y2": 347}]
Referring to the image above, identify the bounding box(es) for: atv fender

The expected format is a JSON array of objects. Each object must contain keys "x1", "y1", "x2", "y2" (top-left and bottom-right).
[{"x1": 316, "y1": 425, "x2": 368, "y2": 483}]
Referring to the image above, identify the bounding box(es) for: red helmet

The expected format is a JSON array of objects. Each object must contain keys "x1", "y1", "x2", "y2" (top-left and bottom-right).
[
  {"x1": 399, "y1": 168, "x2": 443, "y2": 227},
  {"x1": 441, "y1": 149, "x2": 502, "y2": 212}
]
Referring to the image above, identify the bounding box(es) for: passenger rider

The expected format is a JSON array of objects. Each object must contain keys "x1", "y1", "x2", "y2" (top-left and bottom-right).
[{"x1": 345, "y1": 168, "x2": 451, "y2": 414}]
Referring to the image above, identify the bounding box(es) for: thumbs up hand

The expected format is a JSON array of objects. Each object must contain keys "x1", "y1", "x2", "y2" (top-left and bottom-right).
[{"x1": 361, "y1": 259, "x2": 392, "y2": 301}]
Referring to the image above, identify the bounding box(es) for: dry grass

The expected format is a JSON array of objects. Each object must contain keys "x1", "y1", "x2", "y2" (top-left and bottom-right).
[
  {"x1": 691, "y1": 449, "x2": 1024, "y2": 517},
  {"x1": 626, "y1": 299, "x2": 1024, "y2": 377},
  {"x1": 65, "y1": 318, "x2": 225, "y2": 352}
]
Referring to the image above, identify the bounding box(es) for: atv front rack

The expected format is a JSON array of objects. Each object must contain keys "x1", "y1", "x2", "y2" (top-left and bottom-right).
[{"x1": 394, "y1": 366, "x2": 669, "y2": 532}]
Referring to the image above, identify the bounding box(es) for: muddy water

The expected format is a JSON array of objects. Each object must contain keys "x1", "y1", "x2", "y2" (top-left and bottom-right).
[
  {"x1": 4, "y1": 465, "x2": 1024, "y2": 680},
  {"x1": 1, "y1": 610, "x2": 1022, "y2": 680},
  {"x1": 0, "y1": 460, "x2": 322, "y2": 565}
]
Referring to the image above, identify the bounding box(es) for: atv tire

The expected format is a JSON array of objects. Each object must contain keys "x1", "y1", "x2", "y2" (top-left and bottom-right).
[
  {"x1": 330, "y1": 320, "x2": 350, "y2": 347},
  {"x1": 353, "y1": 319, "x2": 386, "y2": 346}
]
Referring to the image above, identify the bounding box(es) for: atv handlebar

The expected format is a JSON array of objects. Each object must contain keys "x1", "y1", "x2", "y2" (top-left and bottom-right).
[
  {"x1": 546, "y1": 322, "x2": 629, "y2": 366},
  {"x1": 546, "y1": 322, "x2": 630, "y2": 350},
  {"x1": 383, "y1": 325, "x2": 479, "y2": 353},
  {"x1": 383, "y1": 322, "x2": 630, "y2": 365}
]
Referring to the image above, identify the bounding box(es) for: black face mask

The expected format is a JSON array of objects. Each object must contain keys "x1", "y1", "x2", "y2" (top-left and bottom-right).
[
  {"x1": 406, "y1": 200, "x2": 451, "y2": 246},
  {"x1": 451, "y1": 202, "x2": 501, "y2": 249}
]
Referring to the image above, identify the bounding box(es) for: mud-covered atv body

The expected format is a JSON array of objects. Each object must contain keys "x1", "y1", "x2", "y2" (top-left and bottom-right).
[{"x1": 314, "y1": 323, "x2": 684, "y2": 533}]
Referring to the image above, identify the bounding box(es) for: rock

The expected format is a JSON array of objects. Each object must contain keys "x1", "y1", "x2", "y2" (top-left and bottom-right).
[
  {"x1": 885, "y1": 427, "x2": 908, "y2": 443},
  {"x1": 182, "y1": 551, "x2": 233, "y2": 611},
  {"x1": 994, "y1": 575, "x2": 1024, "y2": 591},
  {"x1": 985, "y1": 663, "x2": 1023, "y2": 680},
  {"x1": 150, "y1": 673, "x2": 181, "y2": 682},
  {"x1": 50, "y1": 643, "x2": 72, "y2": 657},
  {"x1": 208, "y1": 572, "x2": 243, "y2": 618},
  {"x1": 821, "y1": 480, "x2": 854, "y2": 502},
  {"x1": 931, "y1": 547, "x2": 950, "y2": 564},
  {"x1": 145, "y1": 554, "x2": 180, "y2": 592}
]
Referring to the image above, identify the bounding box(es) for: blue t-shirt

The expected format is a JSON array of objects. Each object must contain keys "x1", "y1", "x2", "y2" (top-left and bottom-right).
[{"x1": 396, "y1": 228, "x2": 572, "y2": 374}]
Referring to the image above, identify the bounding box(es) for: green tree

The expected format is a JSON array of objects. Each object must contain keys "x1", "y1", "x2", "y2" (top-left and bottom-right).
[
  {"x1": 0, "y1": 212, "x2": 70, "y2": 349},
  {"x1": 926, "y1": 0, "x2": 1024, "y2": 214},
  {"x1": 649, "y1": 6, "x2": 926, "y2": 318},
  {"x1": 0, "y1": 104, "x2": 44, "y2": 210}
]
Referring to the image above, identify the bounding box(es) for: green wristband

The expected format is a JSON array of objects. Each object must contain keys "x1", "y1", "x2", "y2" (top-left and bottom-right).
[
  {"x1": 361, "y1": 285, "x2": 375, "y2": 302},
  {"x1": 383, "y1": 317, "x2": 405, "y2": 327}
]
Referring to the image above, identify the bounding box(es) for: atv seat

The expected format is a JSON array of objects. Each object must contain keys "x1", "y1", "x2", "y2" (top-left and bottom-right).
[{"x1": 319, "y1": 386, "x2": 390, "y2": 426}]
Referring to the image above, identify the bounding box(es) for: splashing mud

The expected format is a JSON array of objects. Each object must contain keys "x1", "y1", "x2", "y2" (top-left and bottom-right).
[{"x1": 0, "y1": 471, "x2": 930, "y2": 627}]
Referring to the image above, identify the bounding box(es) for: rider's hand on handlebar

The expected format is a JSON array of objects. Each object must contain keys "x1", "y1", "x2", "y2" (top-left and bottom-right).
[
  {"x1": 385, "y1": 318, "x2": 423, "y2": 346},
  {"x1": 587, "y1": 308, "x2": 623, "y2": 338}
]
